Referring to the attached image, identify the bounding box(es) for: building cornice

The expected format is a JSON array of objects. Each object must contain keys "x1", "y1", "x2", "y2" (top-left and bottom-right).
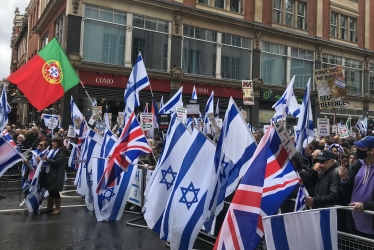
[{"x1": 34, "y1": 0, "x2": 64, "y2": 34}]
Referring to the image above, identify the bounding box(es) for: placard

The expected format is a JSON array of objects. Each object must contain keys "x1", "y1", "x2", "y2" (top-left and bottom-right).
[
  {"x1": 117, "y1": 112, "x2": 124, "y2": 126},
  {"x1": 314, "y1": 66, "x2": 348, "y2": 109},
  {"x1": 275, "y1": 121, "x2": 297, "y2": 159},
  {"x1": 186, "y1": 104, "x2": 200, "y2": 115},
  {"x1": 158, "y1": 114, "x2": 171, "y2": 130},
  {"x1": 317, "y1": 118, "x2": 330, "y2": 136},
  {"x1": 338, "y1": 125, "x2": 349, "y2": 138},
  {"x1": 127, "y1": 168, "x2": 143, "y2": 206},
  {"x1": 67, "y1": 125, "x2": 76, "y2": 138},
  {"x1": 331, "y1": 125, "x2": 337, "y2": 134},
  {"x1": 176, "y1": 107, "x2": 187, "y2": 124},
  {"x1": 263, "y1": 125, "x2": 270, "y2": 134},
  {"x1": 47, "y1": 116, "x2": 57, "y2": 129},
  {"x1": 140, "y1": 113, "x2": 153, "y2": 131},
  {"x1": 242, "y1": 80, "x2": 254, "y2": 105}
]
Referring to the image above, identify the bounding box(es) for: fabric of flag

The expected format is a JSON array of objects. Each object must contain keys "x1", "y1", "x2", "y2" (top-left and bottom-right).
[
  {"x1": 70, "y1": 96, "x2": 84, "y2": 134},
  {"x1": 144, "y1": 114, "x2": 192, "y2": 234},
  {"x1": 149, "y1": 98, "x2": 159, "y2": 139},
  {"x1": 355, "y1": 115, "x2": 366, "y2": 136},
  {"x1": 7, "y1": 38, "x2": 80, "y2": 111},
  {"x1": 103, "y1": 105, "x2": 110, "y2": 131},
  {"x1": 214, "y1": 124, "x2": 299, "y2": 250},
  {"x1": 69, "y1": 118, "x2": 89, "y2": 172},
  {"x1": 272, "y1": 75, "x2": 300, "y2": 121},
  {"x1": 124, "y1": 53, "x2": 150, "y2": 112},
  {"x1": 295, "y1": 79, "x2": 314, "y2": 152},
  {"x1": 160, "y1": 96, "x2": 164, "y2": 109},
  {"x1": 294, "y1": 184, "x2": 309, "y2": 211},
  {"x1": 263, "y1": 209, "x2": 337, "y2": 250},
  {"x1": 42, "y1": 114, "x2": 60, "y2": 129},
  {"x1": 203, "y1": 91, "x2": 214, "y2": 134},
  {"x1": 345, "y1": 116, "x2": 351, "y2": 131},
  {"x1": 144, "y1": 103, "x2": 149, "y2": 113},
  {"x1": 185, "y1": 118, "x2": 194, "y2": 132},
  {"x1": 96, "y1": 112, "x2": 152, "y2": 194},
  {"x1": 25, "y1": 148, "x2": 49, "y2": 212},
  {"x1": 206, "y1": 97, "x2": 257, "y2": 233},
  {"x1": 159, "y1": 87, "x2": 183, "y2": 114},
  {"x1": 0, "y1": 130, "x2": 23, "y2": 177},
  {"x1": 363, "y1": 112, "x2": 368, "y2": 135},
  {"x1": 0, "y1": 85, "x2": 11, "y2": 132},
  {"x1": 161, "y1": 128, "x2": 218, "y2": 250},
  {"x1": 215, "y1": 98, "x2": 219, "y2": 118},
  {"x1": 191, "y1": 86, "x2": 198, "y2": 100}
]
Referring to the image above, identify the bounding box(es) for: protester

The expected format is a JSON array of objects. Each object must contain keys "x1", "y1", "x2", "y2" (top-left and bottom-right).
[
  {"x1": 304, "y1": 143, "x2": 314, "y2": 169},
  {"x1": 25, "y1": 126, "x2": 39, "y2": 148},
  {"x1": 16, "y1": 134, "x2": 27, "y2": 151},
  {"x1": 348, "y1": 152, "x2": 357, "y2": 166},
  {"x1": 147, "y1": 141, "x2": 164, "y2": 170},
  {"x1": 339, "y1": 136, "x2": 374, "y2": 238},
  {"x1": 253, "y1": 132, "x2": 261, "y2": 144},
  {"x1": 318, "y1": 138, "x2": 327, "y2": 150},
  {"x1": 32, "y1": 130, "x2": 51, "y2": 150},
  {"x1": 39, "y1": 138, "x2": 66, "y2": 215}
]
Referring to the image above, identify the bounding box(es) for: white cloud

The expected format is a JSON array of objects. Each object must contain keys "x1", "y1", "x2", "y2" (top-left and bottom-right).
[{"x1": 0, "y1": 0, "x2": 30, "y2": 80}]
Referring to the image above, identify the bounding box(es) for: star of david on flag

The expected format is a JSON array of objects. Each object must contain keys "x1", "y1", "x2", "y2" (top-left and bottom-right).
[
  {"x1": 159, "y1": 166, "x2": 177, "y2": 191},
  {"x1": 179, "y1": 182, "x2": 200, "y2": 210}
]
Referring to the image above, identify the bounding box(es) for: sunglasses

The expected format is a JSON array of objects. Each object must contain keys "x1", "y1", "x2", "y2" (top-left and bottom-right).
[{"x1": 38, "y1": 144, "x2": 45, "y2": 146}]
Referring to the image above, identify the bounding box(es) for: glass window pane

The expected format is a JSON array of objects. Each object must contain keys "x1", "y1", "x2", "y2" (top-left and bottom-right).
[
  {"x1": 270, "y1": 43, "x2": 279, "y2": 54},
  {"x1": 222, "y1": 34, "x2": 231, "y2": 45},
  {"x1": 306, "y1": 51, "x2": 314, "y2": 60},
  {"x1": 183, "y1": 25, "x2": 194, "y2": 37},
  {"x1": 263, "y1": 42, "x2": 270, "y2": 52},
  {"x1": 291, "y1": 59, "x2": 313, "y2": 88},
  {"x1": 232, "y1": 35, "x2": 241, "y2": 47},
  {"x1": 298, "y1": 2, "x2": 305, "y2": 15},
  {"x1": 291, "y1": 48, "x2": 298, "y2": 57},
  {"x1": 345, "y1": 68, "x2": 362, "y2": 95},
  {"x1": 206, "y1": 30, "x2": 216, "y2": 42},
  {"x1": 198, "y1": 0, "x2": 209, "y2": 3},
  {"x1": 195, "y1": 27, "x2": 206, "y2": 40},
  {"x1": 85, "y1": 6, "x2": 98, "y2": 19},
  {"x1": 274, "y1": 0, "x2": 282, "y2": 9},
  {"x1": 279, "y1": 45, "x2": 287, "y2": 55},
  {"x1": 114, "y1": 11, "x2": 126, "y2": 25},
  {"x1": 273, "y1": 10, "x2": 282, "y2": 23},
  {"x1": 99, "y1": 8, "x2": 113, "y2": 22},
  {"x1": 132, "y1": 29, "x2": 168, "y2": 71},
  {"x1": 221, "y1": 46, "x2": 251, "y2": 80},
  {"x1": 331, "y1": 13, "x2": 337, "y2": 24},
  {"x1": 299, "y1": 49, "x2": 306, "y2": 59},
  {"x1": 83, "y1": 20, "x2": 126, "y2": 66},
  {"x1": 158, "y1": 20, "x2": 169, "y2": 33},
  {"x1": 133, "y1": 15, "x2": 144, "y2": 28},
  {"x1": 242, "y1": 38, "x2": 250, "y2": 48},
  {"x1": 215, "y1": 0, "x2": 224, "y2": 9},
  {"x1": 261, "y1": 53, "x2": 287, "y2": 85},
  {"x1": 145, "y1": 18, "x2": 157, "y2": 31},
  {"x1": 286, "y1": 13, "x2": 294, "y2": 26},
  {"x1": 182, "y1": 38, "x2": 216, "y2": 76},
  {"x1": 230, "y1": 0, "x2": 240, "y2": 12}
]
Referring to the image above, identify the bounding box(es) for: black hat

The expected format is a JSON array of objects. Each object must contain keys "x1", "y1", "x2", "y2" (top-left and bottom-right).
[
  {"x1": 39, "y1": 130, "x2": 48, "y2": 136},
  {"x1": 313, "y1": 150, "x2": 336, "y2": 164}
]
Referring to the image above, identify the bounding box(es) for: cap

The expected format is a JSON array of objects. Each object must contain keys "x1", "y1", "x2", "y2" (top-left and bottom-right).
[
  {"x1": 313, "y1": 150, "x2": 336, "y2": 163},
  {"x1": 39, "y1": 130, "x2": 48, "y2": 136},
  {"x1": 354, "y1": 136, "x2": 374, "y2": 149}
]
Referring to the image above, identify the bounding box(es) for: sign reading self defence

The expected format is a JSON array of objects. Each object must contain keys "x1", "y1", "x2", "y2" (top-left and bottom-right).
[{"x1": 314, "y1": 66, "x2": 348, "y2": 109}]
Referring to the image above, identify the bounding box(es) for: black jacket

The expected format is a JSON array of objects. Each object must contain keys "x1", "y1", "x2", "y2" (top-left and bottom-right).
[
  {"x1": 308, "y1": 161, "x2": 341, "y2": 208},
  {"x1": 42, "y1": 149, "x2": 66, "y2": 192},
  {"x1": 340, "y1": 160, "x2": 374, "y2": 230}
]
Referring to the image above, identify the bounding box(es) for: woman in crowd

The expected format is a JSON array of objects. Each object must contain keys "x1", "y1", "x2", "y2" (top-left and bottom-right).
[{"x1": 38, "y1": 138, "x2": 66, "y2": 215}]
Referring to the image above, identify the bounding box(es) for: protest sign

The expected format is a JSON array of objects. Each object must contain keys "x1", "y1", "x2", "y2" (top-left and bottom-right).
[
  {"x1": 140, "y1": 113, "x2": 153, "y2": 131},
  {"x1": 314, "y1": 66, "x2": 348, "y2": 109},
  {"x1": 176, "y1": 107, "x2": 187, "y2": 124},
  {"x1": 275, "y1": 120, "x2": 297, "y2": 158},
  {"x1": 67, "y1": 125, "x2": 76, "y2": 138},
  {"x1": 338, "y1": 125, "x2": 349, "y2": 138},
  {"x1": 317, "y1": 118, "x2": 330, "y2": 136},
  {"x1": 242, "y1": 80, "x2": 254, "y2": 105}
]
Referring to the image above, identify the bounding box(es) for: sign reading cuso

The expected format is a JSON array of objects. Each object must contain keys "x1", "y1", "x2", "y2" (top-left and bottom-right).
[{"x1": 95, "y1": 77, "x2": 114, "y2": 85}]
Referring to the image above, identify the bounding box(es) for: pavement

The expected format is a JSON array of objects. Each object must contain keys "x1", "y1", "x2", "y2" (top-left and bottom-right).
[{"x1": 0, "y1": 171, "x2": 214, "y2": 250}]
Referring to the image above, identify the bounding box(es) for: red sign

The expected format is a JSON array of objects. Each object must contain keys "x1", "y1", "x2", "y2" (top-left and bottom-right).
[
  {"x1": 181, "y1": 82, "x2": 242, "y2": 98},
  {"x1": 79, "y1": 71, "x2": 128, "y2": 88}
]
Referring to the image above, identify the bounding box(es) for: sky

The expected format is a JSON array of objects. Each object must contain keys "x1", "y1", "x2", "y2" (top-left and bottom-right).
[{"x1": 0, "y1": 0, "x2": 30, "y2": 80}]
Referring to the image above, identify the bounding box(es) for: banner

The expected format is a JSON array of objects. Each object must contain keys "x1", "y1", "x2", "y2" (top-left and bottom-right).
[
  {"x1": 314, "y1": 66, "x2": 348, "y2": 109},
  {"x1": 140, "y1": 113, "x2": 153, "y2": 131},
  {"x1": 317, "y1": 118, "x2": 330, "y2": 136},
  {"x1": 127, "y1": 168, "x2": 143, "y2": 206},
  {"x1": 242, "y1": 80, "x2": 254, "y2": 105}
]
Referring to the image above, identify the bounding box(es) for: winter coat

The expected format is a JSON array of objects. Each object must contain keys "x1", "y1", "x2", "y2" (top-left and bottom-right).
[{"x1": 42, "y1": 149, "x2": 66, "y2": 192}]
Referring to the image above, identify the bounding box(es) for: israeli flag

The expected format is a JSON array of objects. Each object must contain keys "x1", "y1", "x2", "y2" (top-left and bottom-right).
[
  {"x1": 203, "y1": 91, "x2": 214, "y2": 135},
  {"x1": 143, "y1": 114, "x2": 192, "y2": 234},
  {"x1": 0, "y1": 132, "x2": 23, "y2": 178},
  {"x1": 263, "y1": 209, "x2": 337, "y2": 250},
  {"x1": 160, "y1": 96, "x2": 164, "y2": 109},
  {"x1": 159, "y1": 87, "x2": 183, "y2": 114},
  {"x1": 295, "y1": 79, "x2": 314, "y2": 152},
  {"x1": 160, "y1": 129, "x2": 218, "y2": 250},
  {"x1": 215, "y1": 98, "x2": 219, "y2": 118},
  {"x1": 294, "y1": 184, "x2": 309, "y2": 211},
  {"x1": 272, "y1": 75, "x2": 300, "y2": 121},
  {"x1": 0, "y1": 85, "x2": 11, "y2": 132},
  {"x1": 124, "y1": 53, "x2": 150, "y2": 112},
  {"x1": 42, "y1": 114, "x2": 60, "y2": 129},
  {"x1": 356, "y1": 115, "x2": 367, "y2": 136},
  {"x1": 191, "y1": 86, "x2": 198, "y2": 100}
]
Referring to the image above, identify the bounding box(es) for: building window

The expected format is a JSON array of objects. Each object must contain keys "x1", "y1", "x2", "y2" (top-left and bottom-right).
[
  {"x1": 290, "y1": 48, "x2": 314, "y2": 88},
  {"x1": 132, "y1": 15, "x2": 169, "y2": 71},
  {"x1": 273, "y1": 0, "x2": 307, "y2": 30},
  {"x1": 83, "y1": 5, "x2": 126, "y2": 66},
  {"x1": 198, "y1": 0, "x2": 209, "y2": 4},
  {"x1": 182, "y1": 25, "x2": 216, "y2": 77},
  {"x1": 273, "y1": 0, "x2": 282, "y2": 23},
  {"x1": 221, "y1": 33, "x2": 251, "y2": 80},
  {"x1": 215, "y1": 0, "x2": 225, "y2": 9},
  {"x1": 41, "y1": 32, "x2": 49, "y2": 48},
  {"x1": 369, "y1": 64, "x2": 374, "y2": 92},
  {"x1": 55, "y1": 13, "x2": 65, "y2": 45},
  {"x1": 297, "y1": 2, "x2": 306, "y2": 29},
  {"x1": 285, "y1": 0, "x2": 294, "y2": 26},
  {"x1": 230, "y1": 0, "x2": 240, "y2": 12},
  {"x1": 330, "y1": 12, "x2": 357, "y2": 43},
  {"x1": 261, "y1": 42, "x2": 287, "y2": 86},
  {"x1": 344, "y1": 58, "x2": 362, "y2": 95}
]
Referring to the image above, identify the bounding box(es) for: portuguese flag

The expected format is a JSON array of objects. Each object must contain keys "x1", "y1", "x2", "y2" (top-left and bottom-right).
[{"x1": 8, "y1": 38, "x2": 80, "y2": 111}]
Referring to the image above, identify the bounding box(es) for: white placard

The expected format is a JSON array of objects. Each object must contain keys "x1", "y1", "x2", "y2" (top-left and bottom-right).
[
  {"x1": 140, "y1": 113, "x2": 153, "y2": 131},
  {"x1": 128, "y1": 168, "x2": 143, "y2": 206},
  {"x1": 275, "y1": 121, "x2": 297, "y2": 159},
  {"x1": 67, "y1": 125, "x2": 76, "y2": 138},
  {"x1": 176, "y1": 106, "x2": 187, "y2": 124},
  {"x1": 216, "y1": 118, "x2": 223, "y2": 129},
  {"x1": 331, "y1": 125, "x2": 337, "y2": 134},
  {"x1": 317, "y1": 118, "x2": 330, "y2": 136},
  {"x1": 48, "y1": 116, "x2": 57, "y2": 129},
  {"x1": 338, "y1": 125, "x2": 349, "y2": 138}
]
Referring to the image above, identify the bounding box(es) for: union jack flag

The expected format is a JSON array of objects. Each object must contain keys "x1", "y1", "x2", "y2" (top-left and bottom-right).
[
  {"x1": 214, "y1": 123, "x2": 299, "y2": 250},
  {"x1": 96, "y1": 112, "x2": 152, "y2": 194},
  {"x1": 3, "y1": 130, "x2": 20, "y2": 153}
]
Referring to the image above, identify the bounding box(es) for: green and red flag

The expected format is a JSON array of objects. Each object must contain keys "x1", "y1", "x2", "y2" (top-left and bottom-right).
[{"x1": 7, "y1": 38, "x2": 80, "y2": 111}]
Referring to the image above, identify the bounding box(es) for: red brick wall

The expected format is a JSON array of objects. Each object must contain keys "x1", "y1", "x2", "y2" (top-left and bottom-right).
[
  {"x1": 39, "y1": 2, "x2": 66, "y2": 43},
  {"x1": 358, "y1": 0, "x2": 364, "y2": 48},
  {"x1": 184, "y1": 0, "x2": 196, "y2": 8},
  {"x1": 308, "y1": 0, "x2": 316, "y2": 37},
  {"x1": 322, "y1": 0, "x2": 330, "y2": 39},
  {"x1": 262, "y1": 0, "x2": 272, "y2": 26},
  {"x1": 244, "y1": 0, "x2": 254, "y2": 22}
]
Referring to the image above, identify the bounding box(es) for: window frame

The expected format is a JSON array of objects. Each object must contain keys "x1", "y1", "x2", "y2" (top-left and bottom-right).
[
  {"x1": 273, "y1": 0, "x2": 308, "y2": 30},
  {"x1": 330, "y1": 12, "x2": 357, "y2": 43},
  {"x1": 54, "y1": 13, "x2": 65, "y2": 47}
]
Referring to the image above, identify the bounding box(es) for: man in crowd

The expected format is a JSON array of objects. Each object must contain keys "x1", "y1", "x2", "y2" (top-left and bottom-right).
[
  {"x1": 31, "y1": 130, "x2": 51, "y2": 150},
  {"x1": 318, "y1": 138, "x2": 327, "y2": 150},
  {"x1": 25, "y1": 126, "x2": 39, "y2": 148},
  {"x1": 253, "y1": 132, "x2": 261, "y2": 144},
  {"x1": 339, "y1": 136, "x2": 374, "y2": 238}
]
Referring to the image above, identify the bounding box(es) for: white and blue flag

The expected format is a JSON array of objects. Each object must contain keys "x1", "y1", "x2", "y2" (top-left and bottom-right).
[
  {"x1": 143, "y1": 114, "x2": 192, "y2": 234},
  {"x1": 215, "y1": 98, "x2": 219, "y2": 118},
  {"x1": 160, "y1": 129, "x2": 218, "y2": 250},
  {"x1": 70, "y1": 96, "x2": 84, "y2": 134},
  {"x1": 203, "y1": 91, "x2": 214, "y2": 134},
  {"x1": 160, "y1": 96, "x2": 164, "y2": 109},
  {"x1": 0, "y1": 131, "x2": 23, "y2": 178},
  {"x1": 272, "y1": 75, "x2": 300, "y2": 121},
  {"x1": 205, "y1": 97, "x2": 257, "y2": 232},
  {"x1": 295, "y1": 79, "x2": 314, "y2": 152},
  {"x1": 159, "y1": 87, "x2": 183, "y2": 114},
  {"x1": 124, "y1": 53, "x2": 150, "y2": 112},
  {"x1": 294, "y1": 184, "x2": 309, "y2": 212},
  {"x1": 263, "y1": 209, "x2": 337, "y2": 250},
  {"x1": 356, "y1": 115, "x2": 367, "y2": 136},
  {"x1": 103, "y1": 105, "x2": 110, "y2": 131},
  {"x1": 0, "y1": 85, "x2": 11, "y2": 132},
  {"x1": 191, "y1": 86, "x2": 197, "y2": 100}
]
